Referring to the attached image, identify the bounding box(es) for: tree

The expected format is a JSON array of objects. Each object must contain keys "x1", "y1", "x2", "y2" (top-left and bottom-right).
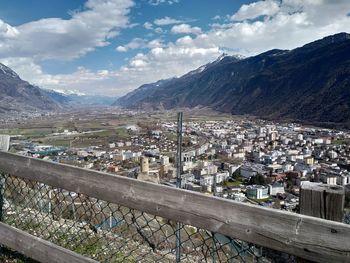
[
  {"x1": 232, "y1": 169, "x2": 241, "y2": 180},
  {"x1": 345, "y1": 191, "x2": 350, "y2": 208},
  {"x1": 248, "y1": 174, "x2": 267, "y2": 185}
]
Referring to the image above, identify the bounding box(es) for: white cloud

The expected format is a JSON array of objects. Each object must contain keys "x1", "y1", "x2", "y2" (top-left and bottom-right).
[
  {"x1": 0, "y1": 0, "x2": 134, "y2": 60},
  {"x1": 171, "y1": 24, "x2": 202, "y2": 35},
  {"x1": 2, "y1": 0, "x2": 350, "y2": 98},
  {"x1": 1, "y1": 57, "x2": 124, "y2": 95},
  {"x1": 193, "y1": 0, "x2": 350, "y2": 56},
  {"x1": 212, "y1": 15, "x2": 222, "y2": 21},
  {"x1": 114, "y1": 0, "x2": 350, "y2": 96},
  {"x1": 0, "y1": 20, "x2": 19, "y2": 39},
  {"x1": 148, "y1": 0, "x2": 179, "y2": 6},
  {"x1": 116, "y1": 43, "x2": 221, "y2": 91},
  {"x1": 231, "y1": 0, "x2": 280, "y2": 21},
  {"x1": 1, "y1": 38, "x2": 222, "y2": 96},
  {"x1": 116, "y1": 46, "x2": 128, "y2": 52},
  {"x1": 143, "y1": 21, "x2": 165, "y2": 34},
  {"x1": 154, "y1": 16, "x2": 183, "y2": 26},
  {"x1": 143, "y1": 22, "x2": 153, "y2": 30},
  {"x1": 116, "y1": 38, "x2": 164, "y2": 52}
]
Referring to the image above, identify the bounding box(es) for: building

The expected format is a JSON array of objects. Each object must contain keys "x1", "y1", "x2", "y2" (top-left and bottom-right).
[
  {"x1": 108, "y1": 165, "x2": 119, "y2": 173},
  {"x1": 320, "y1": 174, "x2": 337, "y2": 185},
  {"x1": 239, "y1": 166, "x2": 256, "y2": 178},
  {"x1": 328, "y1": 151, "x2": 338, "y2": 159},
  {"x1": 181, "y1": 173, "x2": 195, "y2": 188},
  {"x1": 269, "y1": 131, "x2": 278, "y2": 141},
  {"x1": 340, "y1": 175, "x2": 350, "y2": 185},
  {"x1": 0, "y1": 135, "x2": 10, "y2": 151},
  {"x1": 304, "y1": 156, "x2": 314, "y2": 165},
  {"x1": 229, "y1": 165, "x2": 241, "y2": 175},
  {"x1": 246, "y1": 185, "x2": 269, "y2": 200},
  {"x1": 159, "y1": 164, "x2": 169, "y2": 178},
  {"x1": 268, "y1": 182, "x2": 285, "y2": 196},
  {"x1": 140, "y1": 156, "x2": 149, "y2": 174},
  {"x1": 182, "y1": 150, "x2": 196, "y2": 162},
  {"x1": 215, "y1": 172, "x2": 230, "y2": 184},
  {"x1": 231, "y1": 192, "x2": 246, "y2": 202},
  {"x1": 160, "y1": 156, "x2": 170, "y2": 165},
  {"x1": 200, "y1": 175, "x2": 214, "y2": 192},
  {"x1": 108, "y1": 143, "x2": 116, "y2": 148}
]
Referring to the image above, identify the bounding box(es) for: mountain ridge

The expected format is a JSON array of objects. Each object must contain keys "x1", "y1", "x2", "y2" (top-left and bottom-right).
[
  {"x1": 115, "y1": 32, "x2": 350, "y2": 128},
  {"x1": 43, "y1": 89, "x2": 118, "y2": 107},
  {"x1": 0, "y1": 63, "x2": 118, "y2": 113},
  {"x1": 0, "y1": 63, "x2": 61, "y2": 113}
]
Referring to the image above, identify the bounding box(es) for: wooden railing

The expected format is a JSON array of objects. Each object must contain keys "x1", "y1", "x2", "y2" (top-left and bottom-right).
[{"x1": 0, "y1": 151, "x2": 350, "y2": 263}]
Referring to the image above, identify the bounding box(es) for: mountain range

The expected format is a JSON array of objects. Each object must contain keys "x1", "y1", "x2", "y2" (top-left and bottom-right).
[
  {"x1": 0, "y1": 63, "x2": 60, "y2": 113},
  {"x1": 0, "y1": 63, "x2": 117, "y2": 113},
  {"x1": 115, "y1": 33, "x2": 350, "y2": 128},
  {"x1": 42, "y1": 89, "x2": 117, "y2": 107},
  {"x1": 1, "y1": 32, "x2": 350, "y2": 128}
]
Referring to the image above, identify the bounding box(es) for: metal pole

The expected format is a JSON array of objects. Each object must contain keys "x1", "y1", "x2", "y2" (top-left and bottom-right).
[
  {"x1": 176, "y1": 112, "x2": 183, "y2": 188},
  {"x1": 175, "y1": 112, "x2": 183, "y2": 262},
  {"x1": 212, "y1": 174, "x2": 217, "y2": 262},
  {"x1": 48, "y1": 189, "x2": 52, "y2": 214},
  {"x1": 0, "y1": 173, "x2": 4, "y2": 222},
  {"x1": 213, "y1": 174, "x2": 217, "y2": 197},
  {"x1": 110, "y1": 212, "x2": 113, "y2": 229},
  {"x1": 0, "y1": 174, "x2": 3, "y2": 256}
]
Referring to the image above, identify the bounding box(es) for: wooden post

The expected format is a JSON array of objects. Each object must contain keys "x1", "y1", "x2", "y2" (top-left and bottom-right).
[
  {"x1": 300, "y1": 183, "x2": 345, "y2": 222},
  {"x1": 298, "y1": 183, "x2": 345, "y2": 262}
]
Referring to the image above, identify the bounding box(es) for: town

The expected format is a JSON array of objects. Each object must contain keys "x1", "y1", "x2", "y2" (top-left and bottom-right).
[{"x1": 1, "y1": 109, "x2": 349, "y2": 220}]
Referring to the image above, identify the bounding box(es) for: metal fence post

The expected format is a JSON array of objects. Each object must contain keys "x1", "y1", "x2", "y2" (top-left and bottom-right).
[
  {"x1": 176, "y1": 112, "x2": 183, "y2": 262},
  {"x1": 0, "y1": 173, "x2": 4, "y2": 254},
  {"x1": 212, "y1": 174, "x2": 217, "y2": 262},
  {"x1": 0, "y1": 173, "x2": 4, "y2": 222}
]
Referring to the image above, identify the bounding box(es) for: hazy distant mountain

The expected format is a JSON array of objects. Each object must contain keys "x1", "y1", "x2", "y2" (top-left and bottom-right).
[
  {"x1": 115, "y1": 33, "x2": 350, "y2": 128},
  {"x1": 0, "y1": 63, "x2": 60, "y2": 113},
  {"x1": 0, "y1": 63, "x2": 117, "y2": 114},
  {"x1": 43, "y1": 89, "x2": 117, "y2": 107}
]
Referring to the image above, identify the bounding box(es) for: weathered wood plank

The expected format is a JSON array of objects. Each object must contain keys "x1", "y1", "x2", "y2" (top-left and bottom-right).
[
  {"x1": 1, "y1": 151, "x2": 350, "y2": 262},
  {"x1": 0, "y1": 222, "x2": 97, "y2": 263},
  {"x1": 300, "y1": 183, "x2": 345, "y2": 222}
]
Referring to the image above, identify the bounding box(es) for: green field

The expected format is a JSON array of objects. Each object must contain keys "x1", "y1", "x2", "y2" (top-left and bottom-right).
[{"x1": 332, "y1": 139, "x2": 350, "y2": 145}]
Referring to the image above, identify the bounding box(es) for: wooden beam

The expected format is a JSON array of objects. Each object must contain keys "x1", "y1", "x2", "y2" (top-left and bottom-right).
[
  {"x1": 1, "y1": 151, "x2": 350, "y2": 262},
  {"x1": 0, "y1": 222, "x2": 97, "y2": 263}
]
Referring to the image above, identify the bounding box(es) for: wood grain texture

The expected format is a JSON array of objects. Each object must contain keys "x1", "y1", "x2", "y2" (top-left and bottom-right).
[
  {"x1": 300, "y1": 183, "x2": 345, "y2": 222},
  {"x1": 1, "y1": 151, "x2": 350, "y2": 262},
  {"x1": 0, "y1": 222, "x2": 97, "y2": 263}
]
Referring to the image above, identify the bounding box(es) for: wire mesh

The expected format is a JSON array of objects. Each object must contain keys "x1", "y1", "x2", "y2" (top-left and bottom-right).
[
  {"x1": 0, "y1": 246, "x2": 38, "y2": 263},
  {"x1": 0, "y1": 173, "x2": 295, "y2": 262}
]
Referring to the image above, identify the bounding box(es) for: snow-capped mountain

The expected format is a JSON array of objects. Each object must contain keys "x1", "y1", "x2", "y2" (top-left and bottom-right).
[
  {"x1": 43, "y1": 89, "x2": 117, "y2": 106},
  {"x1": 115, "y1": 33, "x2": 350, "y2": 129},
  {"x1": 0, "y1": 63, "x2": 20, "y2": 79},
  {"x1": 0, "y1": 63, "x2": 118, "y2": 113}
]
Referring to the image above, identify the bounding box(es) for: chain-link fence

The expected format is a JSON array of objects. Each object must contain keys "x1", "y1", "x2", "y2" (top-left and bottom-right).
[{"x1": 0, "y1": 173, "x2": 297, "y2": 263}]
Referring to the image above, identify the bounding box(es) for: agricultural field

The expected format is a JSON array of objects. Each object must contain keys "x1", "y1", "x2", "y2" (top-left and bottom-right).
[{"x1": 1, "y1": 108, "x2": 236, "y2": 148}]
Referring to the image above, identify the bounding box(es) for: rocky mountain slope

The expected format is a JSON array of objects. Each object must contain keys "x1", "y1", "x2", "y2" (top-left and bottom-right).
[
  {"x1": 115, "y1": 33, "x2": 350, "y2": 128},
  {"x1": 0, "y1": 63, "x2": 117, "y2": 114},
  {"x1": 0, "y1": 63, "x2": 60, "y2": 113}
]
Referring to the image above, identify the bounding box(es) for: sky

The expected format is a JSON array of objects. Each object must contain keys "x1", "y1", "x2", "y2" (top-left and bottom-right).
[{"x1": 0, "y1": 0, "x2": 350, "y2": 96}]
